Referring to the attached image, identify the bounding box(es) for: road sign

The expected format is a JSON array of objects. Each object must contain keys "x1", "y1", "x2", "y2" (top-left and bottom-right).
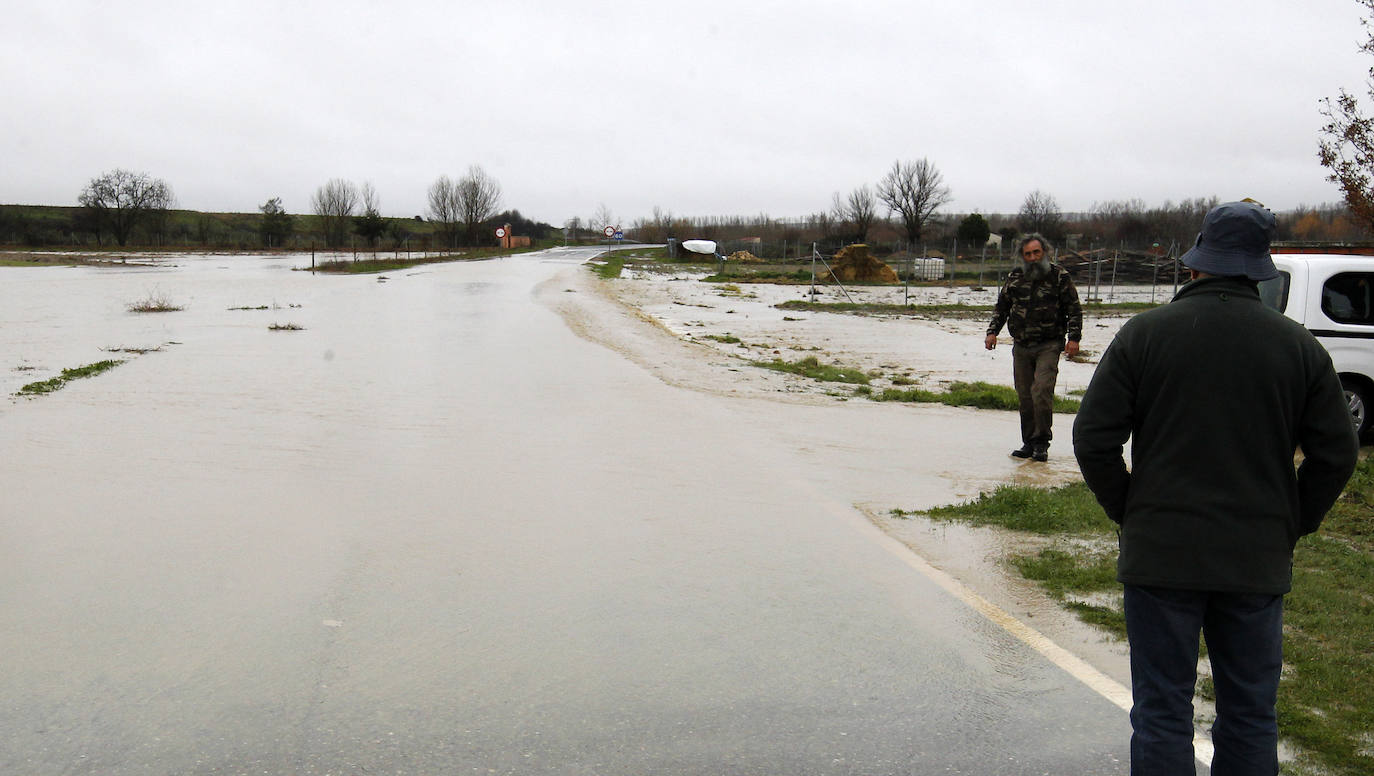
[
  {"x1": 495, "y1": 227, "x2": 507, "y2": 238},
  {"x1": 614, "y1": 231, "x2": 624, "y2": 240},
  {"x1": 603, "y1": 226, "x2": 615, "y2": 238}
]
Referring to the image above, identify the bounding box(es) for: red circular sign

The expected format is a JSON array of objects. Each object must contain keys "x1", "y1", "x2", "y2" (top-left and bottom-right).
[
  {"x1": 603, "y1": 226, "x2": 615, "y2": 238},
  {"x1": 495, "y1": 227, "x2": 507, "y2": 238}
]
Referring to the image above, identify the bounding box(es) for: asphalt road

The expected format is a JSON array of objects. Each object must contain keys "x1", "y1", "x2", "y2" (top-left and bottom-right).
[{"x1": 0, "y1": 248, "x2": 1135, "y2": 774}]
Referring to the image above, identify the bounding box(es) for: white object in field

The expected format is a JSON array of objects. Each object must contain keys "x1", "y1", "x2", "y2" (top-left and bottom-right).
[
  {"x1": 911, "y1": 258, "x2": 945, "y2": 281},
  {"x1": 682, "y1": 239, "x2": 717, "y2": 255}
]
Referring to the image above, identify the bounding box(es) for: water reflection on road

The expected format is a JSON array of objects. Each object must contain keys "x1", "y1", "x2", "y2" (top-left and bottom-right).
[{"x1": 0, "y1": 249, "x2": 1130, "y2": 774}]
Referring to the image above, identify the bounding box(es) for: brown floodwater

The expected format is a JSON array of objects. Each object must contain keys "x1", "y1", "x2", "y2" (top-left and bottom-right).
[{"x1": 0, "y1": 249, "x2": 1139, "y2": 774}]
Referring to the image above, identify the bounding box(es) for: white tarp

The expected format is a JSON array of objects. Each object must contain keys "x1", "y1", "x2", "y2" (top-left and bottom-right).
[{"x1": 681, "y1": 239, "x2": 717, "y2": 255}]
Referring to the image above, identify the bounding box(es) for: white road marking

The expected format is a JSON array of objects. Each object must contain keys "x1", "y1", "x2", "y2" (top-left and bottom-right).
[{"x1": 859, "y1": 510, "x2": 1214, "y2": 770}]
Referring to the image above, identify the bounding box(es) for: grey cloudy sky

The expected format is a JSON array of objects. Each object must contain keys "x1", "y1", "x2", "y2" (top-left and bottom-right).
[{"x1": 3, "y1": 0, "x2": 1369, "y2": 226}]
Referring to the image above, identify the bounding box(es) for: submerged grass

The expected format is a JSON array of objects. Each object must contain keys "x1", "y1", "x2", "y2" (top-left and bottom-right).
[
  {"x1": 874, "y1": 381, "x2": 1082, "y2": 413},
  {"x1": 754, "y1": 355, "x2": 870, "y2": 384},
  {"x1": 905, "y1": 461, "x2": 1374, "y2": 776},
  {"x1": 126, "y1": 291, "x2": 183, "y2": 313},
  {"x1": 17, "y1": 359, "x2": 124, "y2": 396}
]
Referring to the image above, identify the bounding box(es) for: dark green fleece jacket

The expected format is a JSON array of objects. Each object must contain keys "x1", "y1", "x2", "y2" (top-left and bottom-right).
[{"x1": 1072, "y1": 277, "x2": 1358, "y2": 594}]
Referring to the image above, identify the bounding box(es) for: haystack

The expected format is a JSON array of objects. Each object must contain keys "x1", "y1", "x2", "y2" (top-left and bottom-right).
[
  {"x1": 727, "y1": 250, "x2": 764, "y2": 263},
  {"x1": 820, "y1": 244, "x2": 898, "y2": 283}
]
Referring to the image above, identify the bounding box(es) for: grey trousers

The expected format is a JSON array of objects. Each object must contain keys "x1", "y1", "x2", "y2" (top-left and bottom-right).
[{"x1": 1012, "y1": 340, "x2": 1063, "y2": 444}]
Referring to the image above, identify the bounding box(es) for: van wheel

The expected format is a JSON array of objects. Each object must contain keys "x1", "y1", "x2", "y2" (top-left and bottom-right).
[{"x1": 1340, "y1": 377, "x2": 1372, "y2": 442}]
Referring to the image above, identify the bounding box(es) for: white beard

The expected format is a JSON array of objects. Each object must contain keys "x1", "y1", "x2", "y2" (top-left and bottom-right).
[{"x1": 1022, "y1": 259, "x2": 1049, "y2": 281}]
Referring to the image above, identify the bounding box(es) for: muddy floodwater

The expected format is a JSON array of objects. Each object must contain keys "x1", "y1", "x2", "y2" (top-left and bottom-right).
[{"x1": 1, "y1": 249, "x2": 1139, "y2": 774}]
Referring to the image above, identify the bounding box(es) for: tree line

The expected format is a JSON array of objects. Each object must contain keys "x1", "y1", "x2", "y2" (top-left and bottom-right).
[{"x1": 0, "y1": 166, "x2": 555, "y2": 251}]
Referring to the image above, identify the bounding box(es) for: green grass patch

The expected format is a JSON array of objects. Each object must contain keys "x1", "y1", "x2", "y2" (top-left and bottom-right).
[
  {"x1": 873, "y1": 381, "x2": 1081, "y2": 413},
  {"x1": 754, "y1": 355, "x2": 870, "y2": 384},
  {"x1": 919, "y1": 481, "x2": 1115, "y2": 534},
  {"x1": 17, "y1": 359, "x2": 125, "y2": 396},
  {"x1": 17, "y1": 377, "x2": 65, "y2": 395},
  {"x1": 704, "y1": 333, "x2": 742, "y2": 344},
  {"x1": 1276, "y1": 458, "x2": 1374, "y2": 776},
  {"x1": 607, "y1": 246, "x2": 670, "y2": 261},
  {"x1": 593, "y1": 256, "x2": 626, "y2": 279}
]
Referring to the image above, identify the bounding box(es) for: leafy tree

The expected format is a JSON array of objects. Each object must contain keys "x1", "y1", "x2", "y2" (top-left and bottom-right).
[
  {"x1": 956, "y1": 212, "x2": 991, "y2": 244},
  {"x1": 258, "y1": 197, "x2": 293, "y2": 248},
  {"x1": 387, "y1": 219, "x2": 413, "y2": 250},
  {"x1": 1319, "y1": 0, "x2": 1374, "y2": 233},
  {"x1": 77, "y1": 169, "x2": 175, "y2": 247},
  {"x1": 311, "y1": 178, "x2": 358, "y2": 248},
  {"x1": 490, "y1": 209, "x2": 554, "y2": 241},
  {"x1": 876, "y1": 158, "x2": 952, "y2": 243}
]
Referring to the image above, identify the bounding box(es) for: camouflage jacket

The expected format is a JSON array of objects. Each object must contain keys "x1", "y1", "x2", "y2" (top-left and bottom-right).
[{"x1": 986, "y1": 263, "x2": 1083, "y2": 346}]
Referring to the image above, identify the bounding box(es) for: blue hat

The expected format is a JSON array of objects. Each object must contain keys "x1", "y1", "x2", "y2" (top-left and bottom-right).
[{"x1": 1179, "y1": 201, "x2": 1278, "y2": 281}]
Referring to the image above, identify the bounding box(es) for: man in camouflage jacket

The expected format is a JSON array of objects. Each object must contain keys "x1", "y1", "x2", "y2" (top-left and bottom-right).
[{"x1": 983, "y1": 234, "x2": 1083, "y2": 461}]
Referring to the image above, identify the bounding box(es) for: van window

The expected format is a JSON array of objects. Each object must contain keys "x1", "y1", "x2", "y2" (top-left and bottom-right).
[
  {"x1": 1259, "y1": 272, "x2": 1290, "y2": 313},
  {"x1": 1321, "y1": 272, "x2": 1374, "y2": 325}
]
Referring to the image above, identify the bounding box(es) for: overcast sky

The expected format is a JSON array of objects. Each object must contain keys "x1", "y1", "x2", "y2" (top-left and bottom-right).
[{"x1": 3, "y1": 0, "x2": 1370, "y2": 226}]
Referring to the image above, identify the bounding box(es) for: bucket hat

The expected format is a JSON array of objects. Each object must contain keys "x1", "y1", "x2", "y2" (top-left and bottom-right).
[{"x1": 1179, "y1": 200, "x2": 1278, "y2": 281}]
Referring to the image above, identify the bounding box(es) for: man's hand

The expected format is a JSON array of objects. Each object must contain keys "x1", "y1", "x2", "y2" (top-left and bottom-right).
[
  {"x1": 1065, "y1": 340, "x2": 1080, "y2": 358},
  {"x1": 984, "y1": 334, "x2": 998, "y2": 350}
]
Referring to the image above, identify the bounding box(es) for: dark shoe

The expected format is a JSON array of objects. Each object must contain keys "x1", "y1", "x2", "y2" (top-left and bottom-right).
[
  {"x1": 1010, "y1": 444, "x2": 1034, "y2": 459},
  {"x1": 1031, "y1": 444, "x2": 1049, "y2": 462}
]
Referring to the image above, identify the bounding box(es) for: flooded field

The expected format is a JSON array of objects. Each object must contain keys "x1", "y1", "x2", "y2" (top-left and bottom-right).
[{"x1": 0, "y1": 249, "x2": 1137, "y2": 774}]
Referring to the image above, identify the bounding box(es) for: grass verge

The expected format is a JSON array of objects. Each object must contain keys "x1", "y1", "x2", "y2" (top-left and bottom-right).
[
  {"x1": 874, "y1": 381, "x2": 1082, "y2": 413},
  {"x1": 17, "y1": 359, "x2": 124, "y2": 395},
  {"x1": 776, "y1": 299, "x2": 1158, "y2": 316},
  {"x1": 900, "y1": 463, "x2": 1374, "y2": 776},
  {"x1": 593, "y1": 256, "x2": 626, "y2": 279}
]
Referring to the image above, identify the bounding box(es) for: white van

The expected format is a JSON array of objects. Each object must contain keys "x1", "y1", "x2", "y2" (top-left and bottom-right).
[{"x1": 1260, "y1": 252, "x2": 1374, "y2": 439}]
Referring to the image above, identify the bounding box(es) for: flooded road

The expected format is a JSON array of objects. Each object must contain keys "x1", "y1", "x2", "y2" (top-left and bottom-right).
[{"x1": 1, "y1": 249, "x2": 1131, "y2": 774}]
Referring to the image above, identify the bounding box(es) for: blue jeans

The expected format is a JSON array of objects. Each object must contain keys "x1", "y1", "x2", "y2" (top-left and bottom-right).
[{"x1": 1123, "y1": 585, "x2": 1283, "y2": 776}]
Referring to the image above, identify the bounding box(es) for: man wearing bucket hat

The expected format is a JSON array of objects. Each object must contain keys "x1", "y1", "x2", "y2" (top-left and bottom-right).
[{"x1": 1073, "y1": 200, "x2": 1358, "y2": 774}]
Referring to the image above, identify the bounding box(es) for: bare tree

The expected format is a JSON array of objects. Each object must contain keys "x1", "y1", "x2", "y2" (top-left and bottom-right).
[
  {"x1": 353, "y1": 181, "x2": 386, "y2": 248},
  {"x1": 1319, "y1": 0, "x2": 1374, "y2": 233},
  {"x1": 77, "y1": 168, "x2": 175, "y2": 247},
  {"x1": 807, "y1": 211, "x2": 836, "y2": 243},
  {"x1": 311, "y1": 178, "x2": 358, "y2": 248},
  {"x1": 876, "y1": 158, "x2": 952, "y2": 244},
  {"x1": 832, "y1": 185, "x2": 877, "y2": 242},
  {"x1": 564, "y1": 216, "x2": 583, "y2": 243},
  {"x1": 593, "y1": 202, "x2": 616, "y2": 234},
  {"x1": 1018, "y1": 189, "x2": 1065, "y2": 240},
  {"x1": 427, "y1": 176, "x2": 461, "y2": 250},
  {"x1": 456, "y1": 165, "x2": 502, "y2": 246}
]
